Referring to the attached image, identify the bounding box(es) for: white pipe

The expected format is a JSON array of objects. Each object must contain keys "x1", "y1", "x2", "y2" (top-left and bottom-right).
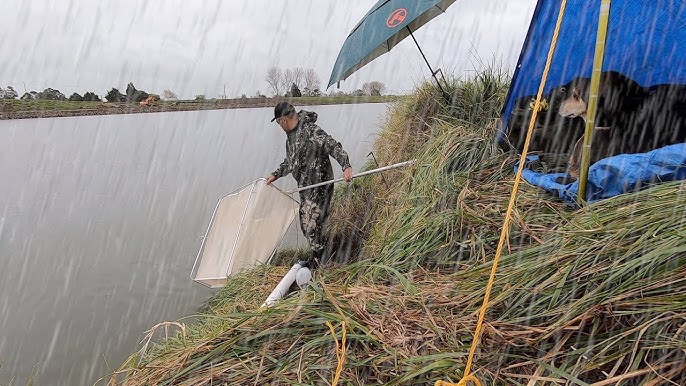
[
  {"x1": 295, "y1": 266, "x2": 312, "y2": 288},
  {"x1": 287, "y1": 160, "x2": 415, "y2": 194},
  {"x1": 263, "y1": 263, "x2": 302, "y2": 307}
]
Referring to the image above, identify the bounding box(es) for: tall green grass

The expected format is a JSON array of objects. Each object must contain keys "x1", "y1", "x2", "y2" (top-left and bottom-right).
[{"x1": 104, "y1": 69, "x2": 686, "y2": 385}]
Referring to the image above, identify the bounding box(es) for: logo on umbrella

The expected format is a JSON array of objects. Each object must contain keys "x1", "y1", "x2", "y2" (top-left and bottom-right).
[{"x1": 386, "y1": 8, "x2": 407, "y2": 28}]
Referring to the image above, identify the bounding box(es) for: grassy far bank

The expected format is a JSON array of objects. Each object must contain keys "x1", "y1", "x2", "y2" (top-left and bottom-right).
[
  {"x1": 0, "y1": 95, "x2": 400, "y2": 120},
  {"x1": 100, "y1": 70, "x2": 686, "y2": 385}
]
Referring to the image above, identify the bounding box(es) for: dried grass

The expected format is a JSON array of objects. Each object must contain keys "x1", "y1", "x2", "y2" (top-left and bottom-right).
[{"x1": 104, "y1": 70, "x2": 686, "y2": 386}]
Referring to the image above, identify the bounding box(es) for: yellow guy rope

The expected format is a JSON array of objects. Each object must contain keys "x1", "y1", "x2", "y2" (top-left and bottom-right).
[
  {"x1": 326, "y1": 320, "x2": 347, "y2": 386},
  {"x1": 434, "y1": 1, "x2": 568, "y2": 385}
]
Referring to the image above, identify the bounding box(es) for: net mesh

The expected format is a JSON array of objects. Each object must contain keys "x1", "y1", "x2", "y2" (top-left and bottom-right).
[{"x1": 191, "y1": 180, "x2": 299, "y2": 288}]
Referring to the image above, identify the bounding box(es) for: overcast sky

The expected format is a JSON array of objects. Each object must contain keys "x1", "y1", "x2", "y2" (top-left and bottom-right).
[{"x1": 1, "y1": 0, "x2": 537, "y2": 99}]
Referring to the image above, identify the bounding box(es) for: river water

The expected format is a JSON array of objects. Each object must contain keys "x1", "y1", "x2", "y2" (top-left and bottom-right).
[{"x1": 0, "y1": 103, "x2": 388, "y2": 386}]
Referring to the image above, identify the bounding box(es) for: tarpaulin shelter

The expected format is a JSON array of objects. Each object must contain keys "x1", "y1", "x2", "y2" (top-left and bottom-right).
[{"x1": 500, "y1": 0, "x2": 686, "y2": 203}]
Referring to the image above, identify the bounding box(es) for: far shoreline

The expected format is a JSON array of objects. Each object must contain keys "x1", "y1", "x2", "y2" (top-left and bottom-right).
[{"x1": 0, "y1": 96, "x2": 399, "y2": 121}]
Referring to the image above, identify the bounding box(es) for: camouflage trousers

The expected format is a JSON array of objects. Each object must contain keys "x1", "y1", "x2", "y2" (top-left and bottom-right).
[{"x1": 298, "y1": 184, "x2": 333, "y2": 264}]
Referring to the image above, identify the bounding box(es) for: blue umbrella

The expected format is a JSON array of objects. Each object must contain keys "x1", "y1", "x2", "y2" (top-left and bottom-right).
[{"x1": 328, "y1": 0, "x2": 457, "y2": 95}]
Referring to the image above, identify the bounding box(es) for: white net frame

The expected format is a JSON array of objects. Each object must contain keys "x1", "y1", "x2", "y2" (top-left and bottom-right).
[{"x1": 190, "y1": 179, "x2": 298, "y2": 288}]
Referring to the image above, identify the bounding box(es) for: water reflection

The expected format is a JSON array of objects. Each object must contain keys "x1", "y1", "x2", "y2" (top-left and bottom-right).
[{"x1": 0, "y1": 103, "x2": 387, "y2": 386}]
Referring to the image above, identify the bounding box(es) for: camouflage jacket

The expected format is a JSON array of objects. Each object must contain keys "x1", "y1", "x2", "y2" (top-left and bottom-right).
[{"x1": 272, "y1": 110, "x2": 351, "y2": 189}]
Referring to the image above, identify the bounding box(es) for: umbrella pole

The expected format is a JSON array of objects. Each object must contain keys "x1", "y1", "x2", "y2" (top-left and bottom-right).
[{"x1": 407, "y1": 27, "x2": 451, "y2": 105}]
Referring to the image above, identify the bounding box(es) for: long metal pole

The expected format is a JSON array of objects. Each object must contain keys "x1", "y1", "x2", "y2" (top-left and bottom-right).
[
  {"x1": 287, "y1": 160, "x2": 415, "y2": 194},
  {"x1": 578, "y1": 0, "x2": 611, "y2": 203}
]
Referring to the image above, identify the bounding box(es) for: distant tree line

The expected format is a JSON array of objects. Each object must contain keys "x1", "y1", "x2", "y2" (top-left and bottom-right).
[
  {"x1": 317, "y1": 81, "x2": 386, "y2": 97},
  {"x1": 105, "y1": 83, "x2": 160, "y2": 103},
  {"x1": 162, "y1": 89, "x2": 178, "y2": 100},
  {"x1": 264, "y1": 67, "x2": 387, "y2": 98},
  {"x1": 359, "y1": 81, "x2": 386, "y2": 96},
  {"x1": 0, "y1": 86, "x2": 18, "y2": 99},
  {"x1": 265, "y1": 67, "x2": 324, "y2": 97},
  {"x1": 0, "y1": 86, "x2": 101, "y2": 101},
  {"x1": 0, "y1": 83, "x2": 159, "y2": 103},
  {"x1": 1, "y1": 79, "x2": 388, "y2": 104}
]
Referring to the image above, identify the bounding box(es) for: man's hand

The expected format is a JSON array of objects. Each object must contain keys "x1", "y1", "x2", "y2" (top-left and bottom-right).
[
  {"x1": 265, "y1": 175, "x2": 277, "y2": 185},
  {"x1": 343, "y1": 167, "x2": 353, "y2": 182}
]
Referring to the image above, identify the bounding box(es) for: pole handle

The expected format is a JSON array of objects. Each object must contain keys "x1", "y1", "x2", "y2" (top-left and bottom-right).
[{"x1": 287, "y1": 160, "x2": 415, "y2": 195}]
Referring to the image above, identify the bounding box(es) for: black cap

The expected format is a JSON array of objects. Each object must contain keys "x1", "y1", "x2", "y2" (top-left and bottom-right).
[{"x1": 271, "y1": 102, "x2": 295, "y2": 122}]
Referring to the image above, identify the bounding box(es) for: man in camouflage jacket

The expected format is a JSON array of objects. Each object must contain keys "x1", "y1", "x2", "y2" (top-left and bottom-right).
[{"x1": 266, "y1": 102, "x2": 353, "y2": 268}]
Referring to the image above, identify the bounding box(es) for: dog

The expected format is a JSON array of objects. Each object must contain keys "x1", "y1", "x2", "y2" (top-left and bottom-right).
[
  {"x1": 632, "y1": 84, "x2": 686, "y2": 151},
  {"x1": 505, "y1": 89, "x2": 585, "y2": 156},
  {"x1": 557, "y1": 72, "x2": 657, "y2": 180},
  {"x1": 508, "y1": 71, "x2": 686, "y2": 181},
  {"x1": 559, "y1": 78, "x2": 686, "y2": 181},
  {"x1": 505, "y1": 71, "x2": 645, "y2": 156},
  {"x1": 557, "y1": 71, "x2": 648, "y2": 128}
]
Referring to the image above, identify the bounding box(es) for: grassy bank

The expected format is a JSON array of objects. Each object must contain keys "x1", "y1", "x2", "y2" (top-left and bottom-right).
[
  {"x1": 0, "y1": 95, "x2": 398, "y2": 120},
  {"x1": 103, "y1": 70, "x2": 686, "y2": 385}
]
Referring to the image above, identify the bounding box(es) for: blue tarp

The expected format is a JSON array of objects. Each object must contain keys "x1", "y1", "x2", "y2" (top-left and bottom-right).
[
  {"x1": 501, "y1": 0, "x2": 686, "y2": 202},
  {"x1": 516, "y1": 144, "x2": 686, "y2": 204},
  {"x1": 501, "y1": 0, "x2": 686, "y2": 131}
]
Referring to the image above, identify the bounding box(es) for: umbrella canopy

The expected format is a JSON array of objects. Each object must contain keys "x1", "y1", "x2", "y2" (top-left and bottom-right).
[{"x1": 328, "y1": 0, "x2": 457, "y2": 88}]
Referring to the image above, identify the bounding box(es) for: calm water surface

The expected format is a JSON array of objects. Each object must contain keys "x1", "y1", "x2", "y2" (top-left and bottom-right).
[{"x1": 0, "y1": 103, "x2": 388, "y2": 386}]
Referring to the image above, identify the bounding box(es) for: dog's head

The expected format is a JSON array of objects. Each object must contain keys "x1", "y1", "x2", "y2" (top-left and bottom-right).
[{"x1": 559, "y1": 87, "x2": 587, "y2": 119}]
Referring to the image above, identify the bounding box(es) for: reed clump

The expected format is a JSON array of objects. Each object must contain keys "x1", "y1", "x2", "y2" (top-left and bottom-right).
[{"x1": 105, "y1": 70, "x2": 686, "y2": 385}]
